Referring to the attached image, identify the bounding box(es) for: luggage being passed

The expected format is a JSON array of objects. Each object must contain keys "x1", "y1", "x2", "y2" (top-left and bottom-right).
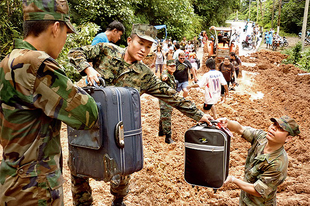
[
  {"x1": 68, "y1": 79, "x2": 143, "y2": 182},
  {"x1": 184, "y1": 121, "x2": 232, "y2": 188}
]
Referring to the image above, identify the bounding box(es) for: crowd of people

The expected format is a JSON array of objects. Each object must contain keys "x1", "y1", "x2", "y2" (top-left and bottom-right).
[{"x1": 0, "y1": 1, "x2": 301, "y2": 206}]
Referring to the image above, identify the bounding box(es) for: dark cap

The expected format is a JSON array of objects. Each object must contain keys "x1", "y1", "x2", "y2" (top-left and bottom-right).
[
  {"x1": 131, "y1": 24, "x2": 157, "y2": 43},
  {"x1": 271, "y1": 116, "x2": 300, "y2": 137},
  {"x1": 23, "y1": 0, "x2": 76, "y2": 33},
  {"x1": 167, "y1": 59, "x2": 176, "y2": 66}
]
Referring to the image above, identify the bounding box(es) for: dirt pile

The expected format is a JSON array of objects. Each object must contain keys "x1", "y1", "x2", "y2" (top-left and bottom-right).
[
  {"x1": 80, "y1": 49, "x2": 309, "y2": 205},
  {"x1": 1, "y1": 49, "x2": 309, "y2": 205}
]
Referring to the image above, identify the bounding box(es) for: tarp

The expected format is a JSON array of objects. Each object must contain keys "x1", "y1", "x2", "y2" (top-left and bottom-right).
[{"x1": 154, "y1": 25, "x2": 167, "y2": 39}]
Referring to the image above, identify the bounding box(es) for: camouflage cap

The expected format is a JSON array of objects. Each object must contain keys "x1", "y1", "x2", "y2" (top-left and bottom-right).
[
  {"x1": 23, "y1": 0, "x2": 76, "y2": 33},
  {"x1": 271, "y1": 116, "x2": 300, "y2": 137},
  {"x1": 131, "y1": 24, "x2": 157, "y2": 43},
  {"x1": 167, "y1": 59, "x2": 176, "y2": 66}
]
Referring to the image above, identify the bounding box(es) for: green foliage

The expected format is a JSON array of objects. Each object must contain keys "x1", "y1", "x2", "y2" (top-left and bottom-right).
[
  {"x1": 240, "y1": 0, "x2": 309, "y2": 35},
  {"x1": 282, "y1": 42, "x2": 310, "y2": 72},
  {"x1": 58, "y1": 22, "x2": 101, "y2": 82},
  {"x1": 298, "y1": 49, "x2": 310, "y2": 72},
  {"x1": 291, "y1": 42, "x2": 302, "y2": 64},
  {"x1": 132, "y1": 0, "x2": 202, "y2": 41},
  {"x1": 191, "y1": 0, "x2": 240, "y2": 28},
  {"x1": 0, "y1": 0, "x2": 23, "y2": 59},
  {"x1": 281, "y1": 0, "x2": 309, "y2": 34},
  {"x1": 68, "y1": 0, "x2": 135, "y2": 45}
]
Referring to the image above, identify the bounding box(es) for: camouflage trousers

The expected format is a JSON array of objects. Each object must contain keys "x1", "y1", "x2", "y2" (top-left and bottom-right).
[
  {"x1": 0, "y1": 173, "x2": 64, "y2": 206},
  {"x1": 71, "y1": 174, "x2": 130, "y2": 206},
  {"x1": 159, "y1": 100, "x2": 173, "y2": 135}
]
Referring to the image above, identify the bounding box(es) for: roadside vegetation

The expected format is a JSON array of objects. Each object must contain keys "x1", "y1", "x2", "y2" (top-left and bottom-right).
[
  {"x1": 1, "y1": 0, "x2": 309, "y2": 78},
  {"x1": 282, "y1": 43, "x2": 310, "y2": 72}
]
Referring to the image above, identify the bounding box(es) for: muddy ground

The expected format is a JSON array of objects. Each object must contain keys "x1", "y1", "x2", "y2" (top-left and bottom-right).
[{"x1": 1, "y1": 47, "x2": 310, "y2": 205}]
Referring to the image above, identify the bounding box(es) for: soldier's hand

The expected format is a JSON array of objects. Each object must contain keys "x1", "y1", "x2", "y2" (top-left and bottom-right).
[
  {"x1": 84, "y1": 67, "x2": 100, "y2": 86},
  {"x1": 224, "y1": 175, "x2": 235, "y2": 185},
  {"x1": 217, "y1": 117, "x2": 228, "y2": 127},
  {"x1": 162, "y1": 75, "x2": 168, "y2": 81},
  {"x1": 199, "y1": 114, "x2": 213, "y2": 125}
]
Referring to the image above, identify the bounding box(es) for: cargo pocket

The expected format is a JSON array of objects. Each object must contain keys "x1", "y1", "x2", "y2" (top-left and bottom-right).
[{"x1": 46, "y1": 170, "x2": 64, "y2": 203}]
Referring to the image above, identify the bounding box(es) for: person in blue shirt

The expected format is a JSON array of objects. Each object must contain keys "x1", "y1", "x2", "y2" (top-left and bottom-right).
[{"x1": 91, "y1": 20, "x2": 125, "y2": 45}]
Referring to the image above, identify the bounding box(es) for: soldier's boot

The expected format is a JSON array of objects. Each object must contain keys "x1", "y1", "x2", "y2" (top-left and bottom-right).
[
  {"x1": 165, "y1": 134, "x2": 175, "y2": 144},
  {"x1": 158, "y1": 130, "x2": 164, "y2": 136},
  {"x1": 111, "y1": 197, "x2": 126, "y2": 206}
]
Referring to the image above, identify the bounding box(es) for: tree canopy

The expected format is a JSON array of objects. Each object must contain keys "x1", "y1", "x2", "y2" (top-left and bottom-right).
[
  {"x1": 236, "y1": 0, "x2": 310, "y2": 34},
  {"x1": 1, "y1": 0, "x2": 241, "y2": 59}
]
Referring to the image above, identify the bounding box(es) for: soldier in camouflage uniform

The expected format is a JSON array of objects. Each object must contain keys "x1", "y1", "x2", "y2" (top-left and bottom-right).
[
  {"x1": 68, "y1": 24, "x2": 212, "y2": 206},
  {"x1": 0, "y1": 1, "x2": 98, "y2": 206},
  {"x1": 219, "y1": 116, "x2": 300, "y2": 205},
  {"x1": 158, "y1": 59, "x2": 177, "y2": 144}
]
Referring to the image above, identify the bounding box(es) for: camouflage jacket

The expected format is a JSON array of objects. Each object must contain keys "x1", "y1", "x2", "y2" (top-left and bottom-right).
[
  {"x1": 240, "y1": 127, "x2": 288, "y2": 206},
  {"x1": 159, "y1": 70, "x2": 176, "y2": 109},
  {"x1": 68, "y1": 43, "x2": 203, "y2": 121},
  {"x1": 160, "y1": 70, "x2": 176, "y2": 89},
  {"x1": 0, "y1": 39, "x2": 98, "y2": 200}
]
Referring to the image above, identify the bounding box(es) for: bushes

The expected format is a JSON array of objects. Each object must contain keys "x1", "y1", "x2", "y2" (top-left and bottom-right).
[
  {"x1": 282, "y1": 42, "x2": 310, "y2": 72},
  {"x1": 58, "y1": 22, "x2": 101, "y2": 82}
]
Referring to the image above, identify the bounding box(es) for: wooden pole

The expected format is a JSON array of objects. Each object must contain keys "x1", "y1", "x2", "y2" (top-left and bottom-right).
[
  {"x1": 249, "y1": 0, "x2": 251, "y2": 21},
  {"x1": 277, "y1": 0, "x2": 282, "y2": 34},
  {"x1": 260, "y1": 0, "x2": 263, "y2": 18},
  {"x1": 302, "y1": 0, "x2": 310, "y2": 51},
  {"x1": 271, "y1": 0, "x2": 275, "y2": 29},
  {"x1": 257, "y1": 0, "x2": 259, "y2": 22}
]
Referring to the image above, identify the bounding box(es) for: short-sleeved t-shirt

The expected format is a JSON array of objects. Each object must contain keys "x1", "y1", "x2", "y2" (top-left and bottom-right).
[
  {"x1": 231, "y1": 56, "x2": 242, "y2": 70},
  {"x1": 198, "y1": 70, "x2": 227, "y2": 104},
  {"x1": 174, "y1": 59, "x2": 192, "y2": 83},
  {"x1": 240, "y1": 127, "x2": 288, "y2": 206},
  {"x1": 219, "y1": 62, "x2": 235, "y2": 82},
  {"x1": 91, "y1": 32, "x2": 109, "y2": 45}
]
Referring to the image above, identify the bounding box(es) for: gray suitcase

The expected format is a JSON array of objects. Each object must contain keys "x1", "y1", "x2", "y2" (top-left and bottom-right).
[{"x1": 68, "y1": 81, "x2": 143, "y2": 182}]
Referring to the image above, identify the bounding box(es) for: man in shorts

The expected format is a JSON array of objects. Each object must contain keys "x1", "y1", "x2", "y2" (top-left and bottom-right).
[
  {"x1": 187, "y1": 58, "x2": 228, "y2": 119},
  {"x1": 174, "y1": 52, "x2": 197, "y2": 97}
]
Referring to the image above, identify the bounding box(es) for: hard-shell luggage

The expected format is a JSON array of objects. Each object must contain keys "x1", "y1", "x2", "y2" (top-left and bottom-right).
[
  {"x1": 184, "y1": 122, "x2": 232, "y2": 188},
  {"x1": 68, "y1": 80, "x2": 143, "y2": 182}
]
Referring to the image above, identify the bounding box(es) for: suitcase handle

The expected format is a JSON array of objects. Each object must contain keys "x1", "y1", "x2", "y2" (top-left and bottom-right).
[
  {"x1": 86, "y1": 77, "x2": 106, "y2": 87},
  {"x1": 198, "y1": 121, "x2": 233, "y2": 137},
  {"x1": 197, "y1": 120, "x2": 218, "y2": 129},
  {"x1": 115, "y1": 121, "x2": 125, "y2": 148}
]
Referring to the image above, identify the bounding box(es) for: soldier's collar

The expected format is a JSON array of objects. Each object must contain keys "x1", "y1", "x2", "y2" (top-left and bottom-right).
[
  {"x1": 118, "y1": 48, "x2": 144, "y2": 73},
  {"x1": 13, "y1": 39, "x2": 37, "y2": 51},
  {"x1": 255, "y1": 138, "x2": 285, "y2": 163}
]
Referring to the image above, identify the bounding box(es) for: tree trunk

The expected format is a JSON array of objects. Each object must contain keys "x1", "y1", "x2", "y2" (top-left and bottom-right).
[
  {"x1": 277, "y1": 0, "x2": 282, "y2": 34},
  {"x1": 271, "y1": 0, "x2": 276, "y2": 29},
  {"x1": 259, "y1": 0, "x2": 263, "y2": 18}
]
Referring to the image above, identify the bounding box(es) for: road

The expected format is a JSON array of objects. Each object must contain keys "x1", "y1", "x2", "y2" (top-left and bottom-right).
[
  {"x1": 196, "y1": 20, "x2": 262, "y2": 62},
  {"x1": 227, "y1": 20, "x2": 262, "y2": 56}
]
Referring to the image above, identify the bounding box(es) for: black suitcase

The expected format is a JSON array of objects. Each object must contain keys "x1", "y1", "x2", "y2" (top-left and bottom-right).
[
  {"x1": 184, "y1": 122, "x2": 232, "y2": 188},
  {"x1": 68, "y1": 81, "x2": 143, "y2": 182}
]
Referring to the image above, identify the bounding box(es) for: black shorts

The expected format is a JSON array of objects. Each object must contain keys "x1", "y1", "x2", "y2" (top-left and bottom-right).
[{"x1": 203, "y1": 103, "x2": 213, "y2": 110}]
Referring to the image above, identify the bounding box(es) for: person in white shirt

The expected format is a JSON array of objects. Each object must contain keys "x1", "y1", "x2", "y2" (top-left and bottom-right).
[
  {"x1": 187, "y1": 58, "x2": 228, "y2": 119},
  {"x1": 173, "y1": 43, "x2": 183, "y2": 60}
]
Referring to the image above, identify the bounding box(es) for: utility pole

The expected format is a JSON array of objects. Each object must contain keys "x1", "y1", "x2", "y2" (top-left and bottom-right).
[
  {"x1": 249, "y1": 0, "x2": 251, "y2": 21},
  {"x1": 277, "y1": 0, "x2": 282, "y2": 34},
  {"x1": 257, "y1": 0, "x2": 259, "y2": 22},
  {"x1": 302, "y1": 0, "x2": 310, "y2": 51},
  {"x1": 271, "y1": 0, "x2": 275, "y2": 29}
]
